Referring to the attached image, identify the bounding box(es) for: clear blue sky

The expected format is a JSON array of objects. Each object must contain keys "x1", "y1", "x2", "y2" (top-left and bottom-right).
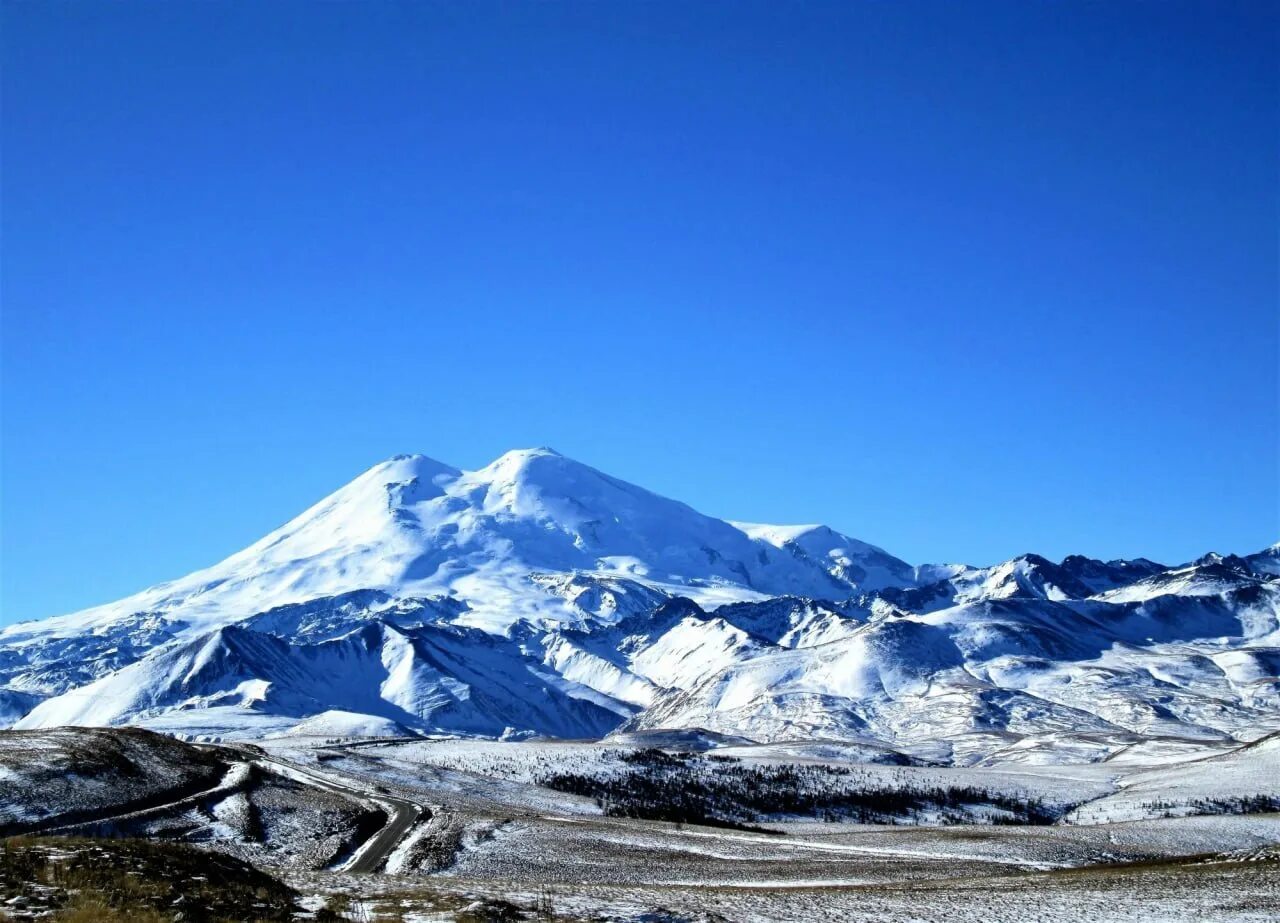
[{"x1": 2, "y1": 1, "x2": 1276, "y2": 624}]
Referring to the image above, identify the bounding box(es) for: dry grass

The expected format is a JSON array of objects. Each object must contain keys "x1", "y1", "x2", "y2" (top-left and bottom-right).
[{"x1": 0, "y1": 835, "x2": 314, "y2": 922}]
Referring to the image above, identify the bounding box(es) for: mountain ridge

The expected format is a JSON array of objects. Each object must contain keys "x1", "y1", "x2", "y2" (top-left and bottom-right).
[
  {"x1": 3, "y1": 448, "x2": 1276, "y2": 765},
  {"x1": 3, "y1": 448, "x2": 911, "y2": 640}
]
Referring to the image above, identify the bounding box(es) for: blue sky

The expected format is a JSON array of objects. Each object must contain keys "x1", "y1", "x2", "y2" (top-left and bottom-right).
[{"x1": 2, "y1": 1, "x2": 1276, "y2": 624}]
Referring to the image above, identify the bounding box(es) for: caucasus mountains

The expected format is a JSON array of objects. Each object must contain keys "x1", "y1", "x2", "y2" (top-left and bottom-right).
[{"x1": 2, "y1": 448, "x2": 1276, "y2": 765}]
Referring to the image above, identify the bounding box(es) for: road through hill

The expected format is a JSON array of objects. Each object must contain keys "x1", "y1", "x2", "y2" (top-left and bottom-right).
[{"x1": 244, "y1": 748, "x2": 428, "y2": 873}]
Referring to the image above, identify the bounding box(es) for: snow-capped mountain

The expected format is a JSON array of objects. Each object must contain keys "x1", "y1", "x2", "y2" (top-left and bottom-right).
[
  {"x1": 3, "y1": 448, "x2": 1277, "y2": 765},
  {"x1": 5, "y1": 449, "x2": 905, "y2": 643}
]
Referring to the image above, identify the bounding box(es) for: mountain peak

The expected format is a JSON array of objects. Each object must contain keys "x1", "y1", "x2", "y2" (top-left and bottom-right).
[
  {"x1": 465, "y1": 447, "x2": 647, "y2": 523},
  {"x1": 7, "y1": 446, "x2": 919, "y2": 644},
  {"x1": 367, "y1": 453, "x2": 461, "y2": 481},
  {"x1": 508, "y1": 445, "x2": 563, "y2": 458},
  {"x1": 486, "y1": 446, "x2": 583, "y2": 472}
]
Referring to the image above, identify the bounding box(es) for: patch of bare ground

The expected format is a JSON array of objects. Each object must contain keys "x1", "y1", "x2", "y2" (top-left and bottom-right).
[{"x1": 0, "y1": 835, "x2": 324, "y2": 922}]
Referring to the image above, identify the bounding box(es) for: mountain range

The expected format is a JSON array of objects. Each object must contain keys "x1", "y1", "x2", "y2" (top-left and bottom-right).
[{"x1": 3, "y1": 447, "x2": 1277, "y2": 765}]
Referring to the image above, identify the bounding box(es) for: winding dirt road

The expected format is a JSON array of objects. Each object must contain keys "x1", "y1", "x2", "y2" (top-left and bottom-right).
[
  {"x1": 12, "y1": 740, "x2": 430, "y2": 875},
  {"x1": 247, "y1": 749, "x2": 429, "y2": 873}
]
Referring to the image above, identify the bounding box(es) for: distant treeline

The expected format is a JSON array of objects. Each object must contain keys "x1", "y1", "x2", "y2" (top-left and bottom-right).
[
  {"x1": 1133, "y1": 794, "x2": 1280, "y2": 819},
  {"x1": 537, "y1": 749, "x2": 1060, "y2": 829}
]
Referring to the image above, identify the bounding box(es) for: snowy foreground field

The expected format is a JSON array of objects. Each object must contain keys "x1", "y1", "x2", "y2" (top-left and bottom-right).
[{"x1": 2, "y1": 727, "x2": 1277, "y2": 922}]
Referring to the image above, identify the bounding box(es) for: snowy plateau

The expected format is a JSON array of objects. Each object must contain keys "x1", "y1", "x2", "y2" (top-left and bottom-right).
[{"x1": 2, "y1": 446, "x2": 1278, "y2": 765}]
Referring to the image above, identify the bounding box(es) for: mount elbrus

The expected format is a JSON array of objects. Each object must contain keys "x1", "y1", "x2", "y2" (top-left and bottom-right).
[{"x1": 3, "y1": 448, "x2": 1277, "y2": 765}]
